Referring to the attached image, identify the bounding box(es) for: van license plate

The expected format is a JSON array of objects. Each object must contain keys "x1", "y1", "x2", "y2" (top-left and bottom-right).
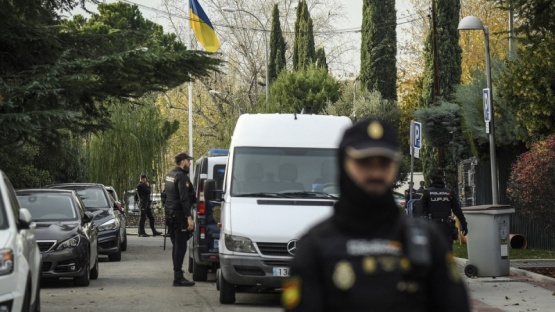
[{"x1": 273, "y1": 267, "x2": 290, "y2": 277}]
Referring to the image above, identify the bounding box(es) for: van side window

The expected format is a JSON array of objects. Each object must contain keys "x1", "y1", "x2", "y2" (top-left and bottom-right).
[{"x1": 213, "y1": 165, "x2": 226, "y2": 190}]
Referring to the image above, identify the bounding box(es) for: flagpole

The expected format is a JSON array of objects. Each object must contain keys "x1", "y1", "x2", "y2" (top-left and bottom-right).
[{"x1": 187, "y1": 1, "x2": 193, "y2": 158}]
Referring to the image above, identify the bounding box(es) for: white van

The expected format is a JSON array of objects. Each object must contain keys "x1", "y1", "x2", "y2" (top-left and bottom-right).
[{"x1": 207, "y1": 114, "x2": 351, "y2": 304}]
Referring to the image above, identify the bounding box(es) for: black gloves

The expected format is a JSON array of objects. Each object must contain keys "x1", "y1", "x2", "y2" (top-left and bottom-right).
[{"x1": 461, "y1": 224, "x2": 468, "y2": 236}]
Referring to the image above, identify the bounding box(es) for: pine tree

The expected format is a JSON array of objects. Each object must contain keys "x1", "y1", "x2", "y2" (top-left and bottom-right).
[
  {"x1": 360, "y1": 0, "x2": 397, "y2": 101},
  {"x1": 269, "y1": 4, "x2": 287, "y2": 83},
  {"x1": 315, "y1": 47, "x2": 328, "y2": 71},
  {"x1": 293, "y1": 0, "x2": 316, "y2": 70}
]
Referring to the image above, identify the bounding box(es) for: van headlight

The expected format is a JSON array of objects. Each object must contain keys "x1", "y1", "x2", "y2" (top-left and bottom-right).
[
  {"x1": 0, "y1": 249, "x2": 14, "y2": 276},
  {"x1": 56, "y1": 235, "x2": 81, "y2": 251},
  {"x1": 98, "y1": 219, "x2": 119, "y2": 232},
  {"x1": 224, "y1": 234, "x2": 257, "y2": 253}
]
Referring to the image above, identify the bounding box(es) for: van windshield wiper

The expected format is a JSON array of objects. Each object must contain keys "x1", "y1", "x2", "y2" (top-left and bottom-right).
[
  {"x1": 279, "y1": 191, "x2": 339, "y2": 199},
  {"x1": 234, "y1": 192, "x2": 287, "y2": 198}
]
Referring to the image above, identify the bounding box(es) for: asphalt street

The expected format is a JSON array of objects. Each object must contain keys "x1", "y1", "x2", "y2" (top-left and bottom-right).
[{"x1": 40, "y1": 235, "x2": 282, "y2": 312}]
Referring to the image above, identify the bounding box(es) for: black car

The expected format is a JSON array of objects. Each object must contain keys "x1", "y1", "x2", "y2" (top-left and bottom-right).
[
  {"x1": 104, "y1": 186, "x2": 127, "y2": 252},
  {"x1": 16, "y1": 189, "x2": 99, "y2": 286},
  {"x1": 46, "y1": 183, "x2": 123, "y2": 262}
]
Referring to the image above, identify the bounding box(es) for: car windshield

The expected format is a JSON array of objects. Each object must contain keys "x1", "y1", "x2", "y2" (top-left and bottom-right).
[
  {"x1": 17, "y1": 194, "x2": 77, "y2": 221},
  {"x1": 230, "y1": 147, "x2": 338, "y2": 198},
  {"x1": 50, "y1": 186, "x2": 109, "y2": 209}
]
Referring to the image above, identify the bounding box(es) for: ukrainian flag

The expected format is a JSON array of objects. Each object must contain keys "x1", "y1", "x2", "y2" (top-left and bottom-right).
[{"x1": 189, "y1": 0, "x2": 221, "y2": 53}]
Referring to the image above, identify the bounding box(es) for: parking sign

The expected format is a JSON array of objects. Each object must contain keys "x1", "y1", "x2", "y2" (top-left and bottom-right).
[
  {"x1": 483, "y1": 88, "x2": 491, "y2": 123},
  {"x1": 413, "y1": 121, "x2": 422, "y2": 149}
]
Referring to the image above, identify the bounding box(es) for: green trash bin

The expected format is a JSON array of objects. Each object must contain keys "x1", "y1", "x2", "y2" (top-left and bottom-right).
[{"x1": 462, "y1": 205, "x2": 515, "y2": 277}]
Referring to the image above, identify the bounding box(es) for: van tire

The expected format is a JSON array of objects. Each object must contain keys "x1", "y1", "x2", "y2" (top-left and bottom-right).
[
  {"x1": 219, "y1": 271, "x2": 236, "y2": 304},
  {"x1": 22, "y1": 276, "x2": 32, "y2": 312},
  {"x1": 188, "y1": 256, "x2": 193, "y2": 273},
  {"x1": 192, "y1": 261, "x2": 208, "y2": 281}
]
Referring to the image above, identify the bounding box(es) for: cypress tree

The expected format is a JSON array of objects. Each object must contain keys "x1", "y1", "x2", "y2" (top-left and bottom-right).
[
  {"x1": 315, "y1": 47, "x2": 328, "y2": 71},
  {"x1": 360, "y1": 0, "x2": 397, "y2": 101},
  {"x1": 293, "y1": 0, "x2": 316, "y2": 70},
  {"x1": 421, "y1": 0, "x2": 462, "y2": 105},
  {"x1": 269, "y1": 3, "x2": 287, "y2": 83}
]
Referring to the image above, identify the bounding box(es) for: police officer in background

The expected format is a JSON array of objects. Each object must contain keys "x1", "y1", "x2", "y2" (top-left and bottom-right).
[
  {"x1": 283, "y1": 119, "x2": 469, "y2": 311},
  {"x1": 164, "y1": 152, "x2": 196, "y2": 287},
  {"x1": 136, "y1": 174, "x2": 162, "y2": 237},
  {"x1": 420, "y1": 170, "x2": 468, "y2": 251}
]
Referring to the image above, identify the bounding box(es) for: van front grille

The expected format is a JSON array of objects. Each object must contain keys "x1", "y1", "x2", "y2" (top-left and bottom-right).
[{"x1": 256, "y1": 242, "x2": 290, "y2": 257}]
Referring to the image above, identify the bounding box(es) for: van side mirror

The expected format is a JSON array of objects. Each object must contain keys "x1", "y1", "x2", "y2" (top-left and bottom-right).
[
  {"x1": 203, "y1": 179, "x2": 217, "y2": 201},
  {"x1": 83, "y1": 211, "x2": 94, "y2": 224},
  {"x1": 18, "y1": 208, "x2": 33, "y2": 230}
]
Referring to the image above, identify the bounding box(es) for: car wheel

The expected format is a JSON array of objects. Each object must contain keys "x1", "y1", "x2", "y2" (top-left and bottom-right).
[
  {"x1": 219, "y1": 270, "x2": 236, "y2": 304},
  {"x1": 90, "y1": 255, "x2": 99, "y2": 280},
  {"x1": 187, "y1": 256, "x2": 193, "y2": 273},
  {"x1": 121, "y1": 230, "x2": 128, "y2": 252},
  {"x1": 108, "y1": 239, "x2": 122, "y2": 262},
  {"x1": 74, "y1": 256, "x2": 90, "y2": 287},
  {"x1": 192, "y1": 261, "x2": 208, "y2": 281}
]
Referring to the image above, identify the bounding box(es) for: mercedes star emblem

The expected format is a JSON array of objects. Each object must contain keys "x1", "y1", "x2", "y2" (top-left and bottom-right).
[{"x1": 287, "y1": 239, "x2": 298, "y2": 256}]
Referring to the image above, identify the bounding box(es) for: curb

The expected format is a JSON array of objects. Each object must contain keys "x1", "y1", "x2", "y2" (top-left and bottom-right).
[{"x1": 455, "y1": 257, "x2": 555, "y2": 284}]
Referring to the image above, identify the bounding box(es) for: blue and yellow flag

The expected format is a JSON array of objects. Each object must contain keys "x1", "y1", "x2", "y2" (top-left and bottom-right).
[{"x1": 189, "y1": 0, "x2": 221, "y2": 53}]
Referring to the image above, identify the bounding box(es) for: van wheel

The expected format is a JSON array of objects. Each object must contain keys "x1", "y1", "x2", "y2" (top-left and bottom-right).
[
  {"x1": 219, "y1": 271, "x2": 236, "y2": 304},
  {"x1": 90, "y1": 255, "x2": 99, "y2": 280},
  {"x1": 74, "y1": 256, "x2": 90, "y2": 287},
  {"x1": 22, "y1": 276, "x2": 32, "y2": 312},
  {"x1": 192, "y1": 261, "x2": 208, "y2": 281},
  {"x1": 187, "y1": 256, "x2": 193, "y2": 273}
]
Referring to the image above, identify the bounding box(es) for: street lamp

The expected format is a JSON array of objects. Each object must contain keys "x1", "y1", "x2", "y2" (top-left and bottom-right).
[
  {"x1": 458, "y1": 16, "x2": 499, "y2": 205},
  {"x1": 223, "y1": 7, "x2": 269, "y2": 110}
]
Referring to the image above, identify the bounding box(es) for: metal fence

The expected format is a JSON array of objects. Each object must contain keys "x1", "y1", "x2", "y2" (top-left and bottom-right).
[{"x1": 459, "y1": 154, "x2": 555, "y2": 251}]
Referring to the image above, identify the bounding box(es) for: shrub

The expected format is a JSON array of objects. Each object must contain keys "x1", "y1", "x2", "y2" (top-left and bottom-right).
[{"x1": 507, "y1": 135, "x2": 555, "y2": 228}]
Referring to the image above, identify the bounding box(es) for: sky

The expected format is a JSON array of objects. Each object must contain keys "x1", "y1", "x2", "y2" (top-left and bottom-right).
[{"x1": 72, "y1": 0, "x2": 416, "y2": 76}]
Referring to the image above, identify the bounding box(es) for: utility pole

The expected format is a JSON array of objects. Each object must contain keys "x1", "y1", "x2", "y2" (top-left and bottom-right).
[{"x1": 508, "y1": 4, "x2": 515, "y2": 57}]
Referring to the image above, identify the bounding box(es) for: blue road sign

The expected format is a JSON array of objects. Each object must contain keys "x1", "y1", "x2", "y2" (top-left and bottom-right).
[
  {"x1": 413, "y1": 121, "x2": 422, "y2": 149},
  {"x1": 483, "y1": 88, "x2": 491, "y2": 123}
]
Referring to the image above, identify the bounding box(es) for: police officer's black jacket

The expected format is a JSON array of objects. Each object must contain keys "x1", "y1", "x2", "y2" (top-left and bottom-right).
[
  {"x1": 421, "y1": 182, "x2": 467, "y2": 227},
  {"x1": 164, "y1": 166, "x2": 195, "y2": 219},
  {"x1": 136, "y1": 182, "x2": 151, "y2": 210},
  {"x1": 284, "y1": 155, "x2": 470, "y2": 311}
]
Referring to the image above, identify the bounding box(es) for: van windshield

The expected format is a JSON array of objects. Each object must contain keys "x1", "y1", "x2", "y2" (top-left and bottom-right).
[{"x1": 231, "y1": 147, "x2": 339, "y2": 198}]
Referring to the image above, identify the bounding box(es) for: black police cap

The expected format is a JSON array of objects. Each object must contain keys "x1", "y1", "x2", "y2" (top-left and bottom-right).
[
  {"x1": 174, "y1": 152, "x2": 193, "y2": 164},
  {"x1": 339, "y1": 118, "x2": 400, "y2": 161}
]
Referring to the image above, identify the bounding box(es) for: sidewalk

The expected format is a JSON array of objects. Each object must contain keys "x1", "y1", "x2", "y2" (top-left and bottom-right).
[{"x1": 456, "y1": 258, "x2": 555, "y2": 312}]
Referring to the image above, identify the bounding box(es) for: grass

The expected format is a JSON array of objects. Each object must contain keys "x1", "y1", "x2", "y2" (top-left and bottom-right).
[{"x1": 452, "y1": 243, "x2": 555, "y2": 259}]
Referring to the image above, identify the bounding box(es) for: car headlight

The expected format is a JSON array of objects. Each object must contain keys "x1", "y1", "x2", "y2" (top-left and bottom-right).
[
  {"x1": 98, "y1": 219, "x2": 119, "y2": 232},
  {"x1": 224, "y1": 234, "x2": 257, "y2": 253},
  {"x1": 56, "y1": 235, "x2": 81, "y2": 251},
  {"x1": 0, "y1": 249, "x2": 14, "y2": 276}
]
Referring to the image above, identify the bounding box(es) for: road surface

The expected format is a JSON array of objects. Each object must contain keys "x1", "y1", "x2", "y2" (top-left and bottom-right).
[{"x1": 40, "y1": 235, "x2": 282, "y2": 311}]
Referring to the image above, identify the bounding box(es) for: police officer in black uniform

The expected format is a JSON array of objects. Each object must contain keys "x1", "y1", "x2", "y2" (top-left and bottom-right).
[
  {"x1": 283, "y1": 119, "x2": 470, "y2": 311},
  {"x1": 164, "y1": 152, "x2": 196, "y2": 287},
  {"x1": 137, "y1": 174, "x2": 162, "y2": 237},
  {"x1": 420, "y1": 170, "x2": 468, "y2": 251}
]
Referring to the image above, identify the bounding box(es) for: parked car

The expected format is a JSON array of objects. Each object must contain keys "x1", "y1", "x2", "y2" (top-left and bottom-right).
[
  {"x1": 46, "y1": 183, "x2": 123, "y2": 262},
  {"x1": 16, "y1": 189, "x2": 99, "y2": 287},
  {"x1": 0, "y1": 170, "x2": 41, "y2": 311},
  {"x1": 212, "y1": 114, "x2": 351, "y2": 304},
  {"x1": 104, "y1": 186, "x2": 127, "y2": 251},
  {"x1": 187, "y1": 149, "x2": 228, "y2": 281}
]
